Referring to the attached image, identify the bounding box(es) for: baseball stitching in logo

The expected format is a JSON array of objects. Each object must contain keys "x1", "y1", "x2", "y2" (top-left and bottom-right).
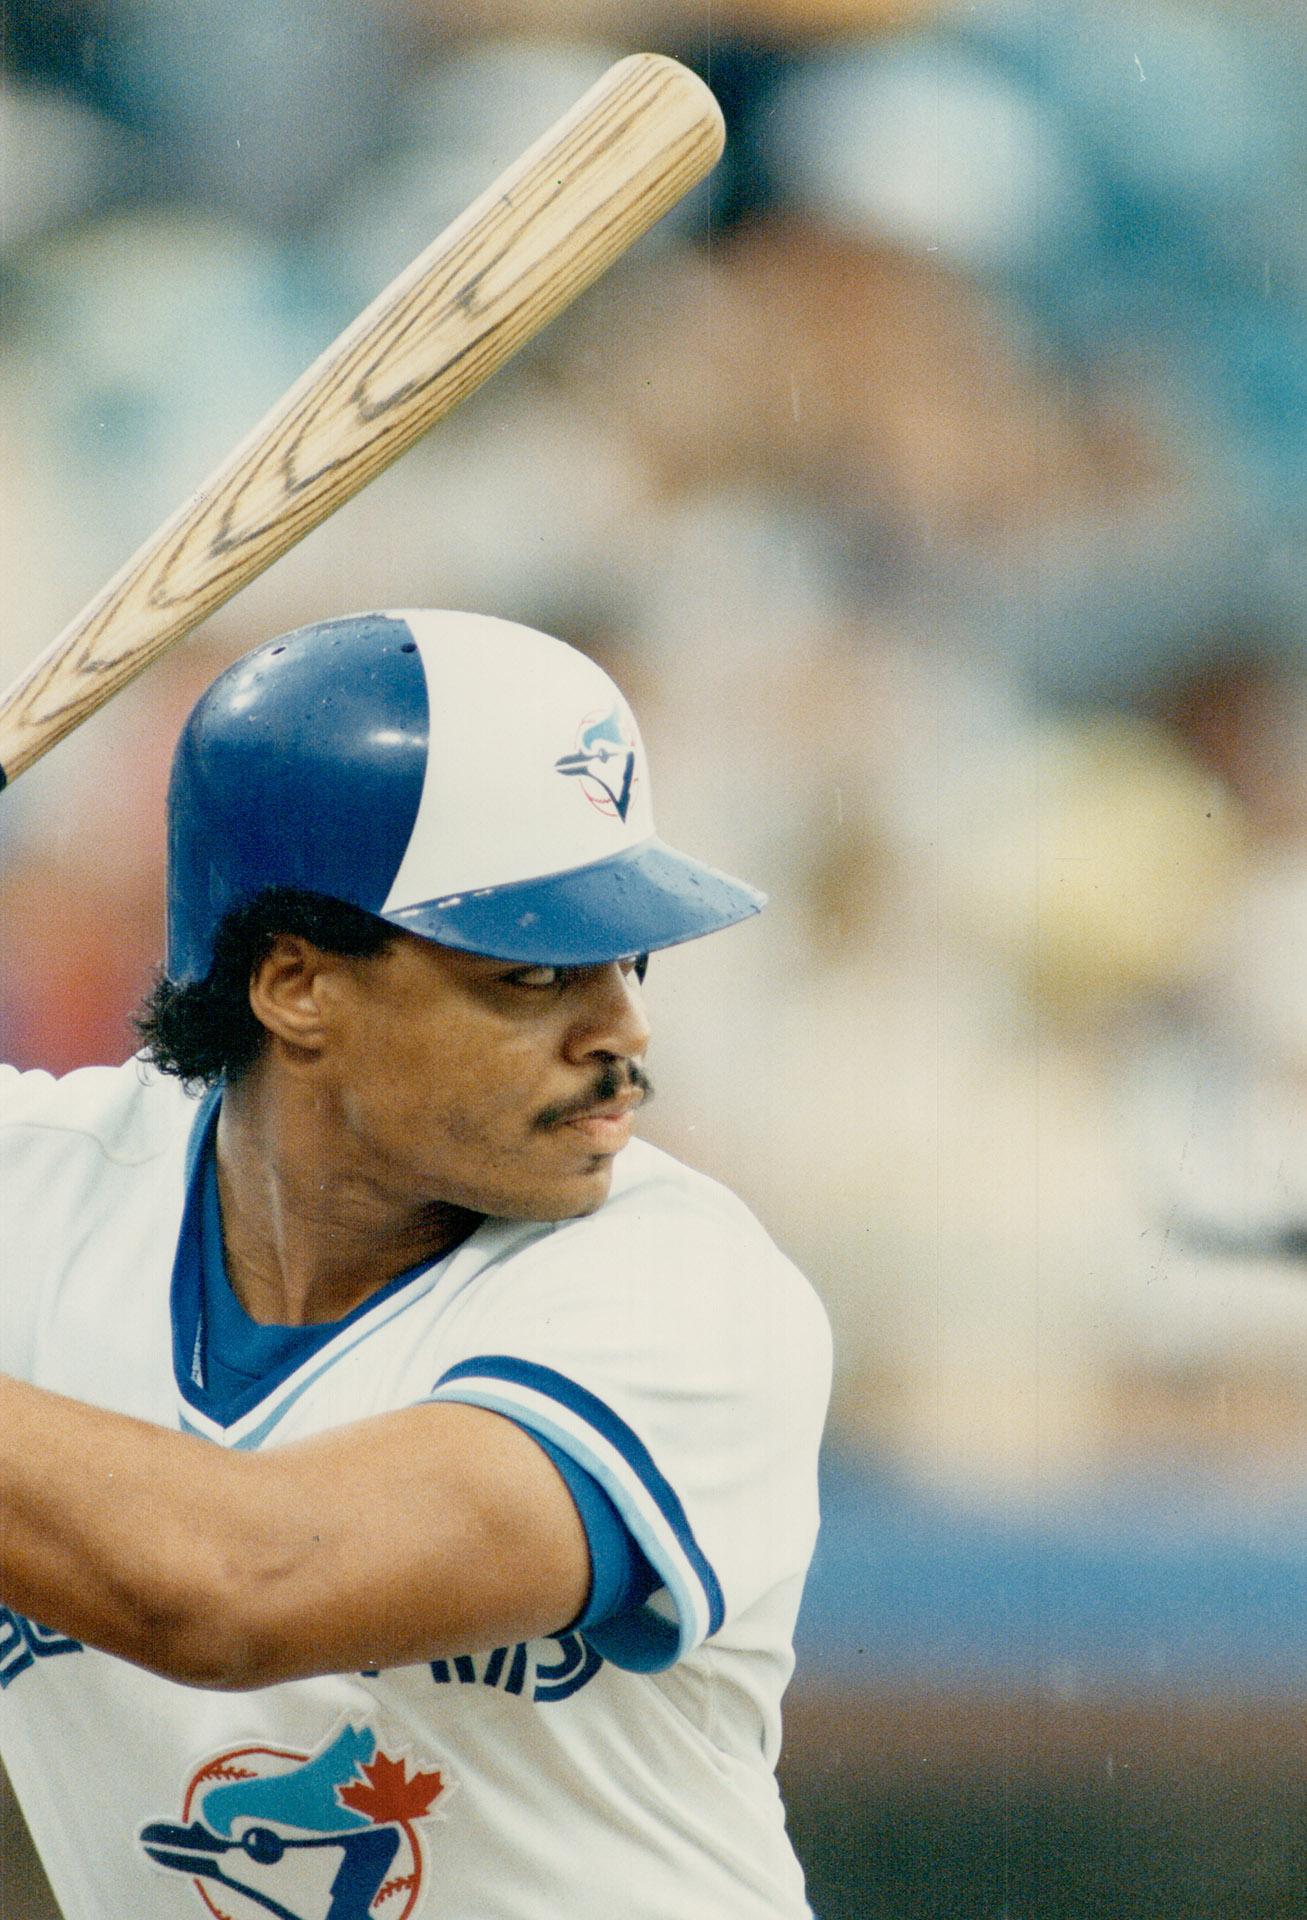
[{"x1": 139, "y1": 1721, "x2": 449, "y2": 1920}]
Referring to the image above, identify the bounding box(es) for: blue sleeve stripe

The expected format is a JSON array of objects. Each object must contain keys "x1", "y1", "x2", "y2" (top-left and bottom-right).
[
  {"x1": 430, "y1": 1383, "x2": 705, "y2": 1666},
  {"x1": 432, "y1": 1354, "x2": 726, "y2": 1643}
]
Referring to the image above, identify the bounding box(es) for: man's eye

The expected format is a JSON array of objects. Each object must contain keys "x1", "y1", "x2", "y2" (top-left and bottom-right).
[
  {"x1": 507, "y1": 965, "x2": 560, "y2": 989},
  {"x1": 503, "y1": 958, "x2": 646, "y2": 989}
]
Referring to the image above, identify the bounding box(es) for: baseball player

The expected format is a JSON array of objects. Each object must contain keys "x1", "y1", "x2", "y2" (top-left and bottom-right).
[{"x1": 0, "y1": 610, "x2": 831, "y2": 1920}]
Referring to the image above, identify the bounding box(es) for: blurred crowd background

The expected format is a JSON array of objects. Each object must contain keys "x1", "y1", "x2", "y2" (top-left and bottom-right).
[{"x1": 3, "y1": 2, "x2": 1307, "y2": 1914}]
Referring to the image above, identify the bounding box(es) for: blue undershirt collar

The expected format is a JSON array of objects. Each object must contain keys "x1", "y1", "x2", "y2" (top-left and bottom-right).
[{"x1": 174, "y1": 1087, "x2": 450, "y2": 1428}]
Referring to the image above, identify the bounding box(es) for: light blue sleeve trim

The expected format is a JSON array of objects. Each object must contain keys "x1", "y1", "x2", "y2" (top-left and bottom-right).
[
  {"x1": 429, "y1": 1376, "x2": 719, "y2": 1673},
  {"x1": 436, "y1": 1354, "x2": 724, "y2": 1633}
]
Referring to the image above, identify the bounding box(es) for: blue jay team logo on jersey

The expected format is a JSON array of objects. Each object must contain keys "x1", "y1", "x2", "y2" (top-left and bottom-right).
[
  {"x1": 140, "y1": 1722, "x2": 447, "y2": 1920},
  {"x1": 554, "y1": 706, "x2": 637, "y2": 821}
]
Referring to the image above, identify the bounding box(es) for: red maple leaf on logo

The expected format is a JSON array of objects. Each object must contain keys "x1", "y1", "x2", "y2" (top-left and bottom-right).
[{"x1": 338, "y1": 1751, "x2": 445, "y2": 1824}]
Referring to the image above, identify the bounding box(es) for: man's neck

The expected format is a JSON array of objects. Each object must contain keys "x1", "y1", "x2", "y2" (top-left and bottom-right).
[{"x1": 213, "y1": 1071, "x2": 480, "y2": 1328}]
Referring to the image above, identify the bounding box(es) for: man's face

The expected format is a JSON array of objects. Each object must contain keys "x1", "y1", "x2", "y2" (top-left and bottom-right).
[{"x1": 300, "y1": 933, "x2": 653, "y2": 1223}]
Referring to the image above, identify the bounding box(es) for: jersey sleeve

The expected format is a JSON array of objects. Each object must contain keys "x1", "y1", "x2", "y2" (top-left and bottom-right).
[
  {"x1": 427, "y1": 1166, "x2": 832, "y2": 1673},
  {"x1": 0, "y1": 1061, "x2": 193, "y2": 1378}
]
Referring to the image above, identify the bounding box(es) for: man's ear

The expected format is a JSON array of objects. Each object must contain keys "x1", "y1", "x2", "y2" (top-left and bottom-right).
[{"x1": 248, "y1": 936, "x2": 336, "y2": 1060}]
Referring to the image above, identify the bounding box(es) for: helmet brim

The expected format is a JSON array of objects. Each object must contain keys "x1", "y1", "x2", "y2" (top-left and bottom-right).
[{"x1": 381, "y1": 838, "x2": 765, "y2": 965}]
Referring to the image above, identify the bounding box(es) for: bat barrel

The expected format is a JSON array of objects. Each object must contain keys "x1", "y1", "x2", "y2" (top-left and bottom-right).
[{"x1": 0, "y1": 53, "x2": 723, "y2": 790}]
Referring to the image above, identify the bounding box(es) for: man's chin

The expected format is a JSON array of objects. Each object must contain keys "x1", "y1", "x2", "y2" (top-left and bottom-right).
[{"x1": 493, "y1": 1161, "x2": 616, "y2": 1225}]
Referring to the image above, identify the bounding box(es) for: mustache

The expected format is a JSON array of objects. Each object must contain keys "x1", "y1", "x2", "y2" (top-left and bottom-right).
[{"x1": 535, "y1": 1060, "x2": 654, "y2": 1130}]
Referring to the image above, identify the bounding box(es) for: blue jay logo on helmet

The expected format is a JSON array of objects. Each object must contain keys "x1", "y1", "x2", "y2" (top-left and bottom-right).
[
  {"x1": 139, "y1": 1721, "x2": 448, "y2": 1920},
  {"x1": 553, "y1": 706, "x2": 638, "y2": 822}
]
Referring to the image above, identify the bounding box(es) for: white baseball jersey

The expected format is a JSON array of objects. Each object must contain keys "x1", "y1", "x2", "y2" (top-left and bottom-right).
[{"x1": 0, "y1": 1059, "x2": 830, "y2": 1920}]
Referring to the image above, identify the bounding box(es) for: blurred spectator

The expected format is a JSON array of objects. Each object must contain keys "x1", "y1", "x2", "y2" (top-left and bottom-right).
[
  {"x1": 0, "y1": 78, "x2": 132, "y2": 253},
  {"x1": 10, "y1": 212, "x2": 325, "y2": 579},
  {"x1": 9, "y1": 0, "x2": 406, "y2": 227},
  {"x1": 764, "y1": 1, "x2": 1307, "y2": 698}
]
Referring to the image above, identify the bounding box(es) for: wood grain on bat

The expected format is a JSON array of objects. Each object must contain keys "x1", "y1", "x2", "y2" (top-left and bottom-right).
[{"x1": 0, "y1": 53, "x2": 723, "y2": 787}]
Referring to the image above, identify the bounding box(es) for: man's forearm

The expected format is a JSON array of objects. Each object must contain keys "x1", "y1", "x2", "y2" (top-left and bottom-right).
[{"x1": 0, "y1": 1376, "x2": 590, "y2": 1691}]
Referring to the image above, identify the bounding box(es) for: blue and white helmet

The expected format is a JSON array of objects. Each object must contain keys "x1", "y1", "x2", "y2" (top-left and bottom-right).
[{"x1": 166, "y1": 610, "x2": 765, "y2": 984}]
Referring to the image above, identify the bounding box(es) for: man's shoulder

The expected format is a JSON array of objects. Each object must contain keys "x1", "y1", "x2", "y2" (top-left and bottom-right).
[
  {"x1": 455, "y1": 1138, "x2": 833, "y2": 1450},
  {"x1": 605, "y1": 1136, "x2": 774, "y2": 1239},
  {"x1": 0, "y1": 1057, "x2": 199, "y2": 1168},
  {"x1": 549, "y1": 1137, "x2": 830, "y2": 1341}
]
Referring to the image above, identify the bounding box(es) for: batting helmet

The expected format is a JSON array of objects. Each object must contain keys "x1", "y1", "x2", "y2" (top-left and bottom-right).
[{"x1": 166, "y1": 609, "x2": 765, "y2": 984}]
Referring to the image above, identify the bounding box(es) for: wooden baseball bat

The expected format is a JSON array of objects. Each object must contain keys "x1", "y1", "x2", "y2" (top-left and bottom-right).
[{"x1": 0, "y1": 53, "x2": 723, "y2": 790}]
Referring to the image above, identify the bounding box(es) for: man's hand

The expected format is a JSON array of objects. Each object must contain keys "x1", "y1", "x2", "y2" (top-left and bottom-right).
[{"x1": 0, "y1": 1378, "x2": 590, "y2": 1690}]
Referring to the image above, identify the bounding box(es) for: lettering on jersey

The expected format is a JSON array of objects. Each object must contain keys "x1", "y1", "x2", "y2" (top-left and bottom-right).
[
  {"x1": 553, "y1": 707, "x2": 637, "y2": 820},
  {"x1": 0, "y1": 1608, "x2": 82, "y2": 1689},
  {"x1": 140, "y1": 1720, "x2": 451, "y2": 1920},
  {"x1": 426, "y1": 1630, "x2": 603, "y2": 1704}
]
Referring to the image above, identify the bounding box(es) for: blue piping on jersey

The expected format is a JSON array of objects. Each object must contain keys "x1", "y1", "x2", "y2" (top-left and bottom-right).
[
  {"x1": 431, "y1": 1384, "x2": 694, "y2": 1672},
  {"x1": 435, "y1": 1355, "x2": 725, "y2": 1633},
  {"x1": 212, "y1": 1305, "x2": 431, "y2": 1451},
  {"x1": 433, "y1": 1354, "x2": 726, "y2": 1660}
]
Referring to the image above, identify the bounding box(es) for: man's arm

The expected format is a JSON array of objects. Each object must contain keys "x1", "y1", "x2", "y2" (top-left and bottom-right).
[{"x1": 0, "y1": 1376, "x2": 589, "y2": 1691}]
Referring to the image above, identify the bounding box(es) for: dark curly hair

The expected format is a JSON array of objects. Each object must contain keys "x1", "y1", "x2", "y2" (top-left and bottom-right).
[{"x1": 135, "y1": 889, "x2": 395, "y2": 1089}]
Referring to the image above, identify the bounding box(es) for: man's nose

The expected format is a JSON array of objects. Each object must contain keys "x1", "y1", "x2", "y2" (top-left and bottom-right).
[{"x1": 563, "y1": 961, "x2": 651, "y2": 1064}]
